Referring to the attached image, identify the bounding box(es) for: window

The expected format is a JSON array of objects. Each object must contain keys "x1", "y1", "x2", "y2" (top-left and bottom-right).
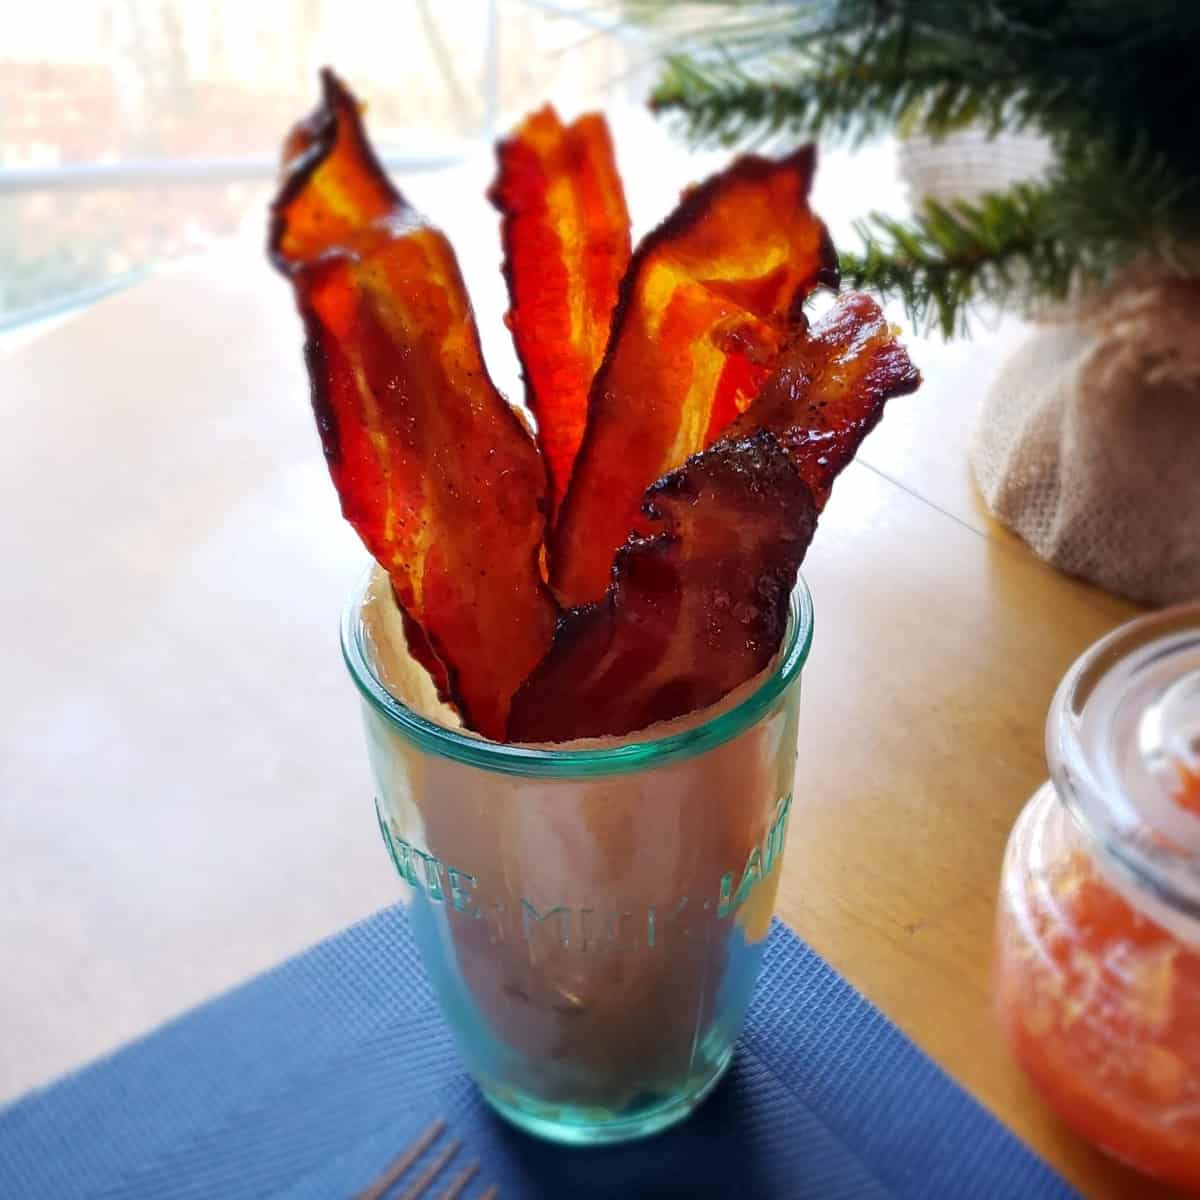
[{"x1": 1, "y1": 0, "x2": 641, "y2": 332}]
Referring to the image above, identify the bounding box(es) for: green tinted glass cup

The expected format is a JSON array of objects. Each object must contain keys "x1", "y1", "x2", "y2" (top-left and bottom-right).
[{"x1": 341, "y1": 568, "x2": 812, "y2": 1145}]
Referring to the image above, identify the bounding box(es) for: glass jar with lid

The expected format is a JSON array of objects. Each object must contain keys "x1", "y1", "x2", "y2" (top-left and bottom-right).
[{"x1": 994, "y1": 604, "x2": 1200, "y2": 1191}]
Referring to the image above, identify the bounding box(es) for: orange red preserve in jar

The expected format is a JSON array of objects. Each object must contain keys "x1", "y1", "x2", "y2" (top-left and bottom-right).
[
  {"x1": 994, "y1": 605, "x2": 1200, "y2": 1193},
  {"x1": 996, "y1": 784, "x2": 1200, "y2": 1190}
]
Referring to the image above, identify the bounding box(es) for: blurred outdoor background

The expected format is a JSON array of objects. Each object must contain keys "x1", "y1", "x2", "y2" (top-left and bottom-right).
[{"x1": 1, "y1": 1, "x2": 652, "y2": 341}]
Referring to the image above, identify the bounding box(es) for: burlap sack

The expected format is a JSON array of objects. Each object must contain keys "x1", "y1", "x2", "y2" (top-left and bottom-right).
[
  {"x1": 901, "y1": 130, "x2": 1200, "y2": 606},
  {"x1": 899, "y1": 127, "x2": 1053, "y2": 204},
  {"x1": 969, "y1": 276, "x2": 1200, "y2": 606}
]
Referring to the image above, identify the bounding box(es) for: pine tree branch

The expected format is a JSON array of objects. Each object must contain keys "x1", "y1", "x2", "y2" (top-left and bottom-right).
[
  {"x1": 651, "y1": 51, "x2": 1031, "y2": 149},
  {"x1": 840, "y1": 187, "x2": 1066, "y2": 337},
  {"x1": 638, "y1": 1, "x2": 1200, "y2": 163},
  {"x1": 628, "y1": 0, "x2": 1200, "y2": 333},
  {"x1": 841, "y1": 144, "x2": 1200, "y2": 337}
]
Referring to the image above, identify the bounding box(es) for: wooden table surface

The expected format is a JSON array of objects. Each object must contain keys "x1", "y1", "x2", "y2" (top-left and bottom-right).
[{"x1": 0, "y1": 148, "x2": 1170, "y2": 1198}]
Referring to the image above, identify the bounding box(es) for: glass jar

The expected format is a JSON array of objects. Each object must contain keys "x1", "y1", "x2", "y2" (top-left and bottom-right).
[
  {"x1": 994, "y1": 604, "x2": 1200, "y2": 1191},
  {"x1": 341, "y1": 566, "x2": 813, "y2": 1145}
]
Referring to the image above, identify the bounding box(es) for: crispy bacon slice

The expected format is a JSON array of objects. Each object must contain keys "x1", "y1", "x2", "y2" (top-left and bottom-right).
[
  {"x1": 489, "y1": 107, "x2": 631, "y2": 518},
  {"x1": 268, "y1": 69, "x2": 398, "y2": 270},
  {"x1": 508, "y1": 293, "x2": 922, "y2": 743},
  {"x1": 549, "y1": 147, "x2": 838, "y2": 607},
  {"x1": 270, "y1": 71, "x2": 558, "y2": 739},
  {"x1": 397, "y1": 592, "x2": 452, "y2": 705},
  {"x1": 725, "y1": 292, "x2": 922, "y2": 506},
  {"x1": 507, "y1": 433, "x2": 815, "y2": 743}
]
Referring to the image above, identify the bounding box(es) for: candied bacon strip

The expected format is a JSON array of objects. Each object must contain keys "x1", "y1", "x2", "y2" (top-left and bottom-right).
[
  {"x1": 489, "y1": 107, "x2": 631, "y2": 518},
  {"x1": 268, "y1": 69, "x2": 398, "y2": 270},
  {"x1": 270, "y1": 73, "x2": 558, "y2": 739},
  {"x1": 397, "y1": 592, "x2": 453, "y2": 705},
  {"x1": 724, "y1": 292, "x2": 922, "y2": 507},
  {"x1": 270, "y1": 69, "x2": 473, "y2": 697},
  {"x1": 296, "y1": 236, "x2": 558, "y2": 740},
  {"x1": 507, "y1": 433, "x2": 816, "y2": 743},
  {"x1": 550, "y1": 147, "x2": 838, "y2": 607},
  {"x1": 509, "y1": 294, "x2": 922, "y2": 743}
]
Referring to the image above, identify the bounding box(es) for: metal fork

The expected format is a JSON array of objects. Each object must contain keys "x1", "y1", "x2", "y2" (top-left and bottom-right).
[{"x1": 351, "y1": 1117, "x2": 498, "y2": 1200}]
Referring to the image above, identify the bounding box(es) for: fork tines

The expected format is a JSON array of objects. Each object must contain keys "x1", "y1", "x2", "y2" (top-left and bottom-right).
[{"x1": 351, "y1": 1117, "x2": 496, "y2": 1200}]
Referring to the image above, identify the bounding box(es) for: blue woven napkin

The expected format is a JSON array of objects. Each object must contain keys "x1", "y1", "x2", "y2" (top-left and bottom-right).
[{"x1": 0, "y1": 908, "x2": 1076, "y2": 1199}]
